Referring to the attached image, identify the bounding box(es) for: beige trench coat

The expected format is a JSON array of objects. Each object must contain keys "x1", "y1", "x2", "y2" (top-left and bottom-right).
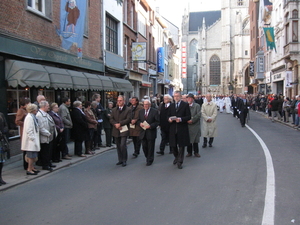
[{"x1": 201, "y1": 101, "x2": 218, "y2": 138}]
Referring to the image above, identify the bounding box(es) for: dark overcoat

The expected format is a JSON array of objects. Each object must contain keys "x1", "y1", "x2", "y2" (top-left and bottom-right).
[
  {"x1": 110, "y1": 105, "x2": 131, "y2": 137},
  {"x1": 129, "y1": 104, "x2": 143, "y2": 136},
  {"x1": 168, "y1": 101, "x2": 191, "y2": 147},
  {"x1": 71, "y1": 108, "x2": 88, "y2": 141},
  {"x1": 137, "y1": 108, "x2": 159, "y2": 140}
]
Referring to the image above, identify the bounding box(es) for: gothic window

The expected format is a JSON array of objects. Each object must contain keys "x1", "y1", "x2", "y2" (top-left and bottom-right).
[
  {"x1": 292, "y1": 10, "x2": 298, "y2": 19},
  {"x1": 237, "y1": 0, "x2": 244, "y2": 6},
  {"x1": 189, "y1": 39, "x2": 198, "y2": 58},
  {"x1": 292, "y1": 21, "x2": 298, "y2": 42},
  {"x1": 209, "y1": 55, "x2": 220, "y2": 85}
]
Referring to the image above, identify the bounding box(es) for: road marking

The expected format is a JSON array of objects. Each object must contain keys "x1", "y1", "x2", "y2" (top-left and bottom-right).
[{"x1": 246, "y1": 124, "x2": 275, "y2": 225}]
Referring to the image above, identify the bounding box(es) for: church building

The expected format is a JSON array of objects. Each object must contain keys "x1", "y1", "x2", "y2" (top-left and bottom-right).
[{"x1": 181, "y1": 0, "x2": 251, "y2": 95}]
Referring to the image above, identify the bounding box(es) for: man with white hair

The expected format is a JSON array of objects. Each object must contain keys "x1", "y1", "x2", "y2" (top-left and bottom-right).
[
  {"x1": 201, "y1": 94, "x2": 217, "y2": 147},
  {"x1": 157, "y1": 94, "x2": 172, "y2": 155},
  {"x1": 137, "y1": 99, "x2": 159, "y2": 166}
]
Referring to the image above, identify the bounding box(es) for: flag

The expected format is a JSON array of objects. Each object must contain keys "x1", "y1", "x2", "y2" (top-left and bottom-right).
[
  {"x1": 263, "y1": 27, "x2": 276, "y2": 52},
  {"x1": 57, "y1": 0, "x2": 86, "y2": 58}
]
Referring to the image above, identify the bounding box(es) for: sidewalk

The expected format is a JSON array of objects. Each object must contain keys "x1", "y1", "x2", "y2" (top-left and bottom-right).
[
  {"x1": 252, "y1": 110, "x2": 299, "y2": 129},
  {"x1": 1, "y1": 140, "x2": 119, "y2": 191}
]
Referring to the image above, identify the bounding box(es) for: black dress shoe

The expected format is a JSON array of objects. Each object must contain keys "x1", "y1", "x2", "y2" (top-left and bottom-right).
[
  {"x1": 122, "y1": 162, "x2": 127, "y2": 167},
  {"x1": 0, "y1": 179, "x2": 7, "y2": 184},
  {"x1": 173, "y1": 159, "x2": 177, "y2": 165},
  {"x1": 146, "y1": 162, "x2": 152, "y2": 166},
  {"x1": 156, "y1": 151, "x2": 164, "y2": 155},
  {"x1": 32, "y1": 170, "x2": 40, "y2": 173},
  {"x1": 209, "y1": 144, "x2": 212, "y2": 147},
  {"x1": 177, "y1": 164, "x2": 183, "y2": 169},
  {"x1": 26, "y1": 171, "x2": 38, "y2": 175},
  {"x1": 202, "y1": 144, "x2": 207, "y2": 148},
  {"x1": 116, "y1": 162, "x2": 122, "y2": 165},
  {"x1": 49, "y1": 164, "x2": 57, "y2": 168},
  {"x1": 42, "y1": 167, "x2": 53, "y2": 172},
  {"x1": 132, "y1": 153, "x2": 138, "y2": 157}
]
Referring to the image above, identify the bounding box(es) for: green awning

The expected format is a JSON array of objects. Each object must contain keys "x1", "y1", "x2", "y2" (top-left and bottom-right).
[
  {"x1": 66, "y1": 70, "x2": 89, "y2": 90},
  {"x1": 109, "y1": 77, "x2": 133, "y2": 92},
  {"x1": 44, "y1": 66, "x2": 73, "y2": 90},
  {"x1": 5, "y1": 60, "x2": 50, "y2": 88},
  {"x1": 83, "y1": 73, "x2": 104, "y2": 91}
]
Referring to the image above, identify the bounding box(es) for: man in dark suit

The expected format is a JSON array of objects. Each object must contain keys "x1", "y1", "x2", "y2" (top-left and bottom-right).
[
  {"x1": 110, "y1": 95, "x2": 131, "y2": 167},
  {"x1": 168, "y1": 91, "x2": 191, "y2": 169},
  {"x1": 137, "y1": 99, "x2": 160, "y2": 166},
  {"x1": 231, "y1": 94, "x2": 240, "y2": 118},
  {"x1": 70, "y1": 101, "x2": 88, "y2": 157},
  {"x1": 237, "y1": 94, "x2": 250, "y2": 127},
  {"x1": 92, "y1": 94, "x2": 105, "y2": 147},
  {"x1": 157, "y1": 94, "x2": 172, "y2": 155}
]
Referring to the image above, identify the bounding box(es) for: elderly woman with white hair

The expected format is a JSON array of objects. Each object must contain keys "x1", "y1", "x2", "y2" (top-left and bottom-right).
[
  {"x1": 36, "y1": 101, "x2": 56, "y2": 171},
  {"x1": 21, "y1": 104, "x2": 40, "y2": 175}
]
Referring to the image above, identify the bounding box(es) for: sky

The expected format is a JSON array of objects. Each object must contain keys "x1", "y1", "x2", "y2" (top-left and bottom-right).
[{"x1": 157, "y1": 0, "x2": 222, "y2": 28}]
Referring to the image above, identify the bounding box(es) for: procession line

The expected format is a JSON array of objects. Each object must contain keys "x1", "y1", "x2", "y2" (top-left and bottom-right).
[{"x1": 246, "y1": 124, "x2": 275, "y2": 225}]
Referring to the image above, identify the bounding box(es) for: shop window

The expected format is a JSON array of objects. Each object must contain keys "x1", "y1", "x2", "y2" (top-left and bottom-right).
[
  {"x1": 75, "y1": 91, "x2": 88, "y2": 103},
  {"x1": 7, "y1": 88, "x2": 30, "y2": 139}
]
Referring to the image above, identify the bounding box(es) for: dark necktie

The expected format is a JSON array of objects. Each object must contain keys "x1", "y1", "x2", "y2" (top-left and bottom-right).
[
  {"x1": 144, "y1": 110, "x2": 148, "y2": 119},
  {"x1": 176, "y1": 102, "x2": 179, "y2": 109}
]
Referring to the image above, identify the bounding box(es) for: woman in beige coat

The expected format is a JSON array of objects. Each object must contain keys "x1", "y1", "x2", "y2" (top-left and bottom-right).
[{"x1": 21, "y1": 104, "x2": 40, "y2": 175}]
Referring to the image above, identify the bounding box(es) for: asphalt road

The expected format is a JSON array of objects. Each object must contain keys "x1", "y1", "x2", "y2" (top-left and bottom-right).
[{"x1": 0, "y1": 111, "x2": 299, "y2": 225}]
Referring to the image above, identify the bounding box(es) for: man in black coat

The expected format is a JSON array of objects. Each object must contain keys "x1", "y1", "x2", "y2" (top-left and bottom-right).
[
  {"x1": 237, "y1": 94, "x2": 250, "y2": 127},
  {"x1": 92, "y1": 94, "x2": 105, "y2": 147},
  {"x1": 168, "y1": 91, "x2": 191, "y2": 169},
  {"x1": 157, "y1": 94, "x2": 172, "y2": 155},
  {"x1": 137, "y1": 99, "x2": 159, "y2": 166},
  {"x1": 71, "y1": 101, "x2": 88, "y2": 157},
  {"x1": 231, "y1": 94, "x2": 240, "y2": 118}
]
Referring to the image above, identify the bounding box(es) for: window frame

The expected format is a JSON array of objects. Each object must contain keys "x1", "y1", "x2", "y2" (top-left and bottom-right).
[
  {"x1": 209, "y1": 55, "x2": 221, "y2": 85},
  {"x1": 106, "y1": 14, "x2": 119, "y2": 54}
]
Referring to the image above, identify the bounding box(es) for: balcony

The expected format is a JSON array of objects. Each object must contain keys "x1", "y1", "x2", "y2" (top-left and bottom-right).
[{"x1": 284, "y1": 42, "x2": 300, "y2": 60}]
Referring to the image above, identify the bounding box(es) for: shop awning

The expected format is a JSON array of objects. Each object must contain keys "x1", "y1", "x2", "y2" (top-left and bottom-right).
[
  {"x1": 5, "y1": 60, "x2": 50, "y2": 88},
  {"x1": 110, "y1": 77, "x2": 133, "y2": 92},
  {"x1": 83, "y1": 73, "x2": 103, "y2": 91},
  {"x1": 98, "y1": 75, "x2": 114, "y2": 91},
  {"x1": 66, "y1": 70, "x2": 89, "y2": 90},
  {"x1": 44, "y1": 66, "x2": 73, "y2": 90}
]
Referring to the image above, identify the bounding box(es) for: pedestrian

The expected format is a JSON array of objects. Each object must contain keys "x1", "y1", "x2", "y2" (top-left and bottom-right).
[
  {"x1": 270, "y1": 95, "x2": 282, "y2": 122},
  {"x1": 157, "y1": 94, "x2": 172, "y2": 155},
  {"x1": 48, "y1": 103, "x2": 64, "y2": 162},
  {"x1": 168, "y1": 91, "x2": 191, "y2": 169},
  {"x1": 129, "y1": 97, "x2": 143, "y2": 157},
  {"x1": 110, "y1": 95, "x2": 131, "y2": 167},
  {"x1": 33, "y1": 95, "x2": 46, "y2": 109},
  {"x1": 91, "y1": 101, "x2": 99, "y2": 150},
  {"x1": 36, "y1": 101, "x2": 56, "y2": 171},
  {"x1": 58, "y1": 97, "x2": 73, "y2": 160},
  {"x1": 238, "y1": 94, "x2": 250, "y2": 127},
  {"x1": 21, "y1": 104, "x2": 40, "y2": 175},
  {"x1": 231, "y1": 94, "x2": 239, "y2": 118},
  {"x1": 224, "y1": 95, "x2": 231, "y2": 114},
  {"x1": 0, "y1": 112, "x2": 9, "y2": 183},
  {"x1": 137, "y1": 99, "x2": 159, "y2": 166},
  {"x1": 102, "y1": 102, "x2": 113, "y2": 147},
  {"x1": 15, "y1": 97, "x2": 31, "y2": 170},
  {"x1": 201, "y1": 93, "x2": 217, "y2": 147},
  {"x1": 186, "y1": 94, "x2": 201, "y2": 158},
  {"x1": 92, "y1": 94, "x2": 105, "y2": 147},
  {"x1": 71, "y1": 101, "x2": 89, "y2": 157},
  {"x1": 282, "y1": 97, "x2": 291, "y2": 123},
  {"x1": 84, "y1": 101, "x2": 98, "y2": 155}
]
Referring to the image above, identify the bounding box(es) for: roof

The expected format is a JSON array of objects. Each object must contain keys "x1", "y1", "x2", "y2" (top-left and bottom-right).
[{"x1": 189, "y1": 11, "x2": 221, "y2": 32}]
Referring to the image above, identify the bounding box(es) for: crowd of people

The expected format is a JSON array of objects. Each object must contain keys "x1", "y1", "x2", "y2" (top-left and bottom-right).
[{"x1": 1, "y1": 90, "x2": 299, "y2": 184}]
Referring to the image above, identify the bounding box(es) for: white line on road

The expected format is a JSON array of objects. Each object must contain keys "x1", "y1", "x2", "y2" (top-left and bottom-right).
[{"x1": 246, "y1": 124, "x2": 275, "y2": 225}]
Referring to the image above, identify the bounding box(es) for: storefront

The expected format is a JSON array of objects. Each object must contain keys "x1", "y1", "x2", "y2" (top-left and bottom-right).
[
  {"x1": 0, "y1": 35, "x2": 133, "y2": 139},
  {"x1": 271, "y1": 72, "x2": 285, "y2": 95}
]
